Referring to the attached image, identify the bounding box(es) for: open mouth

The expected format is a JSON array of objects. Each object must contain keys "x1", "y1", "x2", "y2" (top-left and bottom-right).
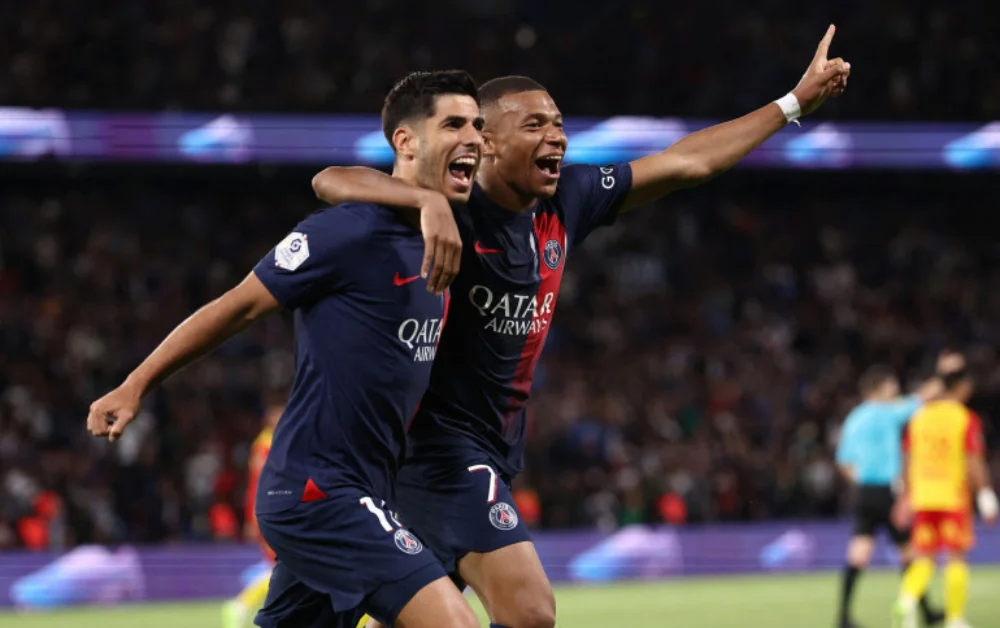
[
  {"x1": 448, "y1": 156, "x2": 477, "y2": 186},
  {"x1": 535, "y1": 155, "x2": 563, "y2": 180}
]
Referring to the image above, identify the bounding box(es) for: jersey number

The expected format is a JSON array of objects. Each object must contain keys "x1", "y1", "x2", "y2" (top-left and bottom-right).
[
  {"x1": 359, "y1": 496, "x2": 403, "y2": 533},
  {"x1": 468, "y1": 464, "x2": 499, "y2": 504}
]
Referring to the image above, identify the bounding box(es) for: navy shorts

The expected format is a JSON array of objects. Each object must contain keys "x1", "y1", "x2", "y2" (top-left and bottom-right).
[
  {"x1": 254, "y1": 488, "x2": 446, "y2": 628},
  {"x1": 395, "y1": 449, "x2": 532, "y2": 585}
]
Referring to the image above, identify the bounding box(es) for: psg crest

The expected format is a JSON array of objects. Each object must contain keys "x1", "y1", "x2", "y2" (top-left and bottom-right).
[
  {"x1": 543, "y1": 239, "x2": 563, "y2": 270},
  {"x1": 394, "y1": 529, "x2": 423, "y2": 555},
  {"x1": 489, "y1": 502, "x2": 520, "y2": 530}
]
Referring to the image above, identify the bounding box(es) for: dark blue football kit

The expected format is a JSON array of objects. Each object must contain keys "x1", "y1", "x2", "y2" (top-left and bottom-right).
[
  {"x1": 251, "y1": 203, "x2": 450, "y2": 627},
  {"x1": 397, "y1": 163, "x2": 633, "y2": 579}
]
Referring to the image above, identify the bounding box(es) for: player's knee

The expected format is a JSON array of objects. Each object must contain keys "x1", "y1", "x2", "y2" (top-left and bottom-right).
[
  {"x1": 507, "y1": 590, "x2": 556, "y2": 628},
  {"x1": 847, "y1": 537, "x2": 874, "y2": 566},
  {"x1": 440, "y1": 596, "x2": 479, "y2": 628},
  {"x1": 946, "y1": 551, "x2": 967, "y2": 564}
]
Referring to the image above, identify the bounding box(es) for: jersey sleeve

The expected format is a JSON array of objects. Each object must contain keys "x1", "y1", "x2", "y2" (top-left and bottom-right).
[
  {"x1": 891, "y1": 395, "x2": 922, "y2": 428},
  {"x1": 558, "y1": 163, "x2": 634, "y2": 246},
  {"x1": 253, "y1": 207, "x2": 367, "y2": 310},
  {"x1": 965, "y1": 411, "x2": 985, "y2": 453}
]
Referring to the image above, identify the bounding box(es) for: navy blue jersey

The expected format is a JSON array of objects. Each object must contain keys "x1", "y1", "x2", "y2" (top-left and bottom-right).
[
  {"x1": 252, "y1": 203, "x2": 448, "y2": 513},
  {"x1": 408, "y1": 163, "x2": 633, "y2": 477}
]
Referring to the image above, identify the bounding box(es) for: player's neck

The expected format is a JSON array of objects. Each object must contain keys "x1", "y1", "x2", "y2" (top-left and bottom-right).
[
  {"x1": 387, "y1": 167, "x2": 426, "y2": 228},
  {"x1": 476, "y1": 171, "x2": 536, "y2": 213},
  {"x1": 390, "y1": 165, "x2": 420, "y2": 189}
]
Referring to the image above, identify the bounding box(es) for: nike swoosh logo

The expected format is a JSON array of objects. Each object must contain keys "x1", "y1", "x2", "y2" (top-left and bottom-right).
[
  {"x1": 474, "y1": 240, "x2": 504, "y2": 254},
  {"x1": 393, "y1": 273, "x2": 421, "y2": 287}
]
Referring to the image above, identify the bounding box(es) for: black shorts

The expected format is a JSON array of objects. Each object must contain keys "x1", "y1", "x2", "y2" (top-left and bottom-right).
[{"x1": 853, "y1": 485, "x2": 910, "y2": 546}]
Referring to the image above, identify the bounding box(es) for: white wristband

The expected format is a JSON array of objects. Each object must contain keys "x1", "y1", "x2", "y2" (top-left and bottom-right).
[
  {"x1": 978, "y1": 488, "x2": 999, "y2": 520},
  {"x1": 775, "y1": 93, "x2": 802, "y2": 127}
]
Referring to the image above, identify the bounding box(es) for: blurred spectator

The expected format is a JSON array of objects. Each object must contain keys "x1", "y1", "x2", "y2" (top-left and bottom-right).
[
  {"x1": 1, "y1": 169, "x2": 998, "y2": 547},
  {"x1": 1, "y1": 1, "x2": 998, "y2": 120}
]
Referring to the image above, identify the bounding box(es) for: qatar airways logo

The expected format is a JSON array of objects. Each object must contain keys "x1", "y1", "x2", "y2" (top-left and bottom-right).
[
  {"x1": 469, "y1": 286, "x2": 555, "y2": 337},
  {"x1": 397, "y1": 318, "x2": 444, "y2": 362}
]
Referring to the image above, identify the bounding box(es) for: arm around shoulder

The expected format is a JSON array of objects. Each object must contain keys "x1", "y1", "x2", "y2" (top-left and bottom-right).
[{"x1": 312, "y1": 166, "x2": 435, "y2": 210}]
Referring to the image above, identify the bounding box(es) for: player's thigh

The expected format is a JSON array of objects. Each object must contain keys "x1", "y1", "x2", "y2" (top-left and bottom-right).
[
  {"x1": 254, "y1": 560, "x2": 339, "y2": 628},
  {"x1": 459, "y1": 540, "x2": 556, "y2": 628},
  {"x1": 910, "y1": 511, "x2": 943, "y2": 557},
  {"x1": 939, "y1": 510, "x2": 974, "y2": 553},
  {"x1": 852, "y1": 508, "x2": 878, "y2": 540},
  {"x1": 393, "y1": 576, "x2": 479, "y2": 628},
  {"x1": 257, "y1": 491, "x2": 447, "y2": 626},
  {"x1": 395, "y1": 459, "x2": 532, "y2": 575}
]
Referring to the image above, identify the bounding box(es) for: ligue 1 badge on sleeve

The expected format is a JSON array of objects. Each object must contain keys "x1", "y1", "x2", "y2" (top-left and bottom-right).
[{"x1": 275, "y1": 232, "x2": 310, "y2": 271}]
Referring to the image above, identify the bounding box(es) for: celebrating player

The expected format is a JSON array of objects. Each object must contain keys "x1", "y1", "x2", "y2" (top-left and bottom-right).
[
  {"x1": 892, "y1": 369, "x2": 999, "y2": 628},
  {"x1": 312, "y1": 27, "x2": 850, "y2": 628},
  {"x1": 223, "y1": 400, "x2": 283, "y2": 628},
  {"x1": 835, "y1": 359, "x2": 959, "y2": 628},
  {"x1": 87, "y1": 70, "x2": 484, "y2": 628}
]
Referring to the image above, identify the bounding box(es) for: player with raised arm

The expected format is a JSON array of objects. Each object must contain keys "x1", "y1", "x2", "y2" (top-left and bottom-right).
[
  {"x1": 87, "y1": 70, "x2": 484, "y2": 628},
  {"x1": 834, "y1": 358, "x2": 961, "y2": 628},
  {"x1": 223, "y1": 399, "x2": 284, "y2": 628},
  {"x1": 312, "y1": 27, "x2": 850, "y2": 628},
  {"x1": 892, "y1": 369, "x2": 999, "y2": 628}
]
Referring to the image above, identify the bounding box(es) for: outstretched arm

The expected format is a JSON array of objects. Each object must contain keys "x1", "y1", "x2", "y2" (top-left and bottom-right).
[
  {"x1": 622, "y1": 24, "x2": 850, "y2": 211},
  {"x1": 312, "y1": 167, "x2": 460, "y2": 295},
  {"x1": 87, "y1": 272, "x2": 280, "y2": 441}
]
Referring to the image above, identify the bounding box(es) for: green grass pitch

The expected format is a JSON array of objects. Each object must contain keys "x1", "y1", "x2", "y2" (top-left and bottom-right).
[{"x1": 2, "y1": 568, "x2": 998, "y2": 627}]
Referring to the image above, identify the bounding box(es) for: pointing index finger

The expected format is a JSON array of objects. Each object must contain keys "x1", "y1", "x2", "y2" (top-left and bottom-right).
[{"x1": 814, "y1": 24, "x2": 835, "y2": 62}]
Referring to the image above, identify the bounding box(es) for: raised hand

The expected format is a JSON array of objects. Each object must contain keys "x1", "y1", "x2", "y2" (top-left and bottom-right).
[{"x1": 792, "y1": 25, "x2": 851, "y2": 117}]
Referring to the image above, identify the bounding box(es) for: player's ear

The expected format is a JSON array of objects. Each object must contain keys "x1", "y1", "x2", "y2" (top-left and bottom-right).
[
  {"x1": 481, "y1": 129, "x2": 498, "y2": 157},
  {"x1": 392, "y1": 126, "x2": 418, "y2": 159}
]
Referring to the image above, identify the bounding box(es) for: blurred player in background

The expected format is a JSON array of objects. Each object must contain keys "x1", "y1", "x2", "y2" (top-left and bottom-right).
[
  {"x1": 835, "y1": 356, "x2": 963, "y2": 628},
  {"x1": 223, "y1": 400, "x2": 283, "y2": 628},
  {"x1": 892, "y1": 369, "x2": 999, "y2": 628},
  {"x1": 88, "y1": 70, "x2": 485, "y2": 628},
  {"x1": 313, "y1": 27, "x2": 850, "y2": 628}
]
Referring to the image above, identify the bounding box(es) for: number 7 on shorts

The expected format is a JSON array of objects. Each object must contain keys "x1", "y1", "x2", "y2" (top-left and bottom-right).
[{"x1": 468, "y1": 464, "x2": 498, "y2": 504}]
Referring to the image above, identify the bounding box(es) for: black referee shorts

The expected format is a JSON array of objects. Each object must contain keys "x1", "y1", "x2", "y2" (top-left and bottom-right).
[{"x1": 852, "y1": 485, "x2": 909, "y2": 546}]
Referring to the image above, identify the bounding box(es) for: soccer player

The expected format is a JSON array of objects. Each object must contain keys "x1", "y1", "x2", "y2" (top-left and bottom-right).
[
  {"x1": 313, "y1": 28, "x2": 850, "y2": 628},
  {"x1": 836, "y1": 362, "x2": 956, "y2": 628},
  {"x1": 223, "y1": 400, "x2": 283, "y2": 628},
  {"x1": 893, "y1": 369, "x2": 999, "y2": 628},
  {"x1": 86, "y1": 70, "x2": 485, "y2": 628}
]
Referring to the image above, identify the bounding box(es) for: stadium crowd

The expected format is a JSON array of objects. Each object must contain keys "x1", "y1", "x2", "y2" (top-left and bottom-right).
[
  {"x1": 3, "y1": 0, "x2": 998, "y2": 120},
  {"x1": 0, "y1": 171, "x2": 997, "y2": 549}
]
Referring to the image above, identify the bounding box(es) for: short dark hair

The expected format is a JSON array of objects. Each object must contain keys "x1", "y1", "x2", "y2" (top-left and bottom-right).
[
  {"x1": 478, "y1": 75, "x2": 548, "y2": 109},
  {"x1": 859, "y1": 365, "x2": 896, "y2": 396},
  {"x1": 942, "y1": 368, "x2": 972, "y2": 391},
  {"x1": 381, "y1": 70, "x2": 479, "y2": 148}
]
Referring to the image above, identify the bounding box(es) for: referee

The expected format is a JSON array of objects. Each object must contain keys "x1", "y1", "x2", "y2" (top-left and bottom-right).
[{"x1": 834, "y1": 357, "x2": 961, "y2": 628}]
